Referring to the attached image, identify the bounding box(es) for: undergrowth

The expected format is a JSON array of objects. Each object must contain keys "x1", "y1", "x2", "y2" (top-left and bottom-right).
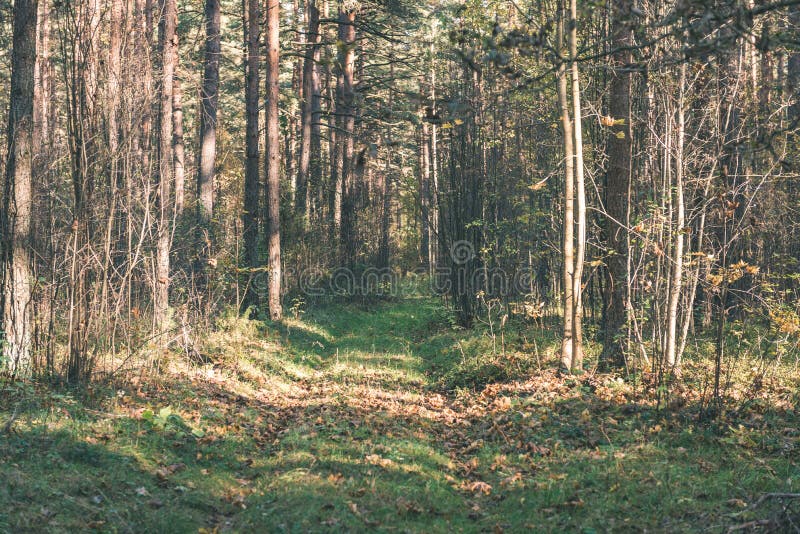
[{"x1": 0, "y1": 297, "x2": 798, "y2": 532}]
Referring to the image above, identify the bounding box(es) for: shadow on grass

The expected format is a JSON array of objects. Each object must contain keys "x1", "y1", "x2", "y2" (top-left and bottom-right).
[{"x1": 2, "y1": 298, "x2": 798, "y2": 533}]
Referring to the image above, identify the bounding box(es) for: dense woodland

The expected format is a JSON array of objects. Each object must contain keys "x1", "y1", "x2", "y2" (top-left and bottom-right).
[{"x1": 1, "y1": 0, "x2": 800, "y2": 531}]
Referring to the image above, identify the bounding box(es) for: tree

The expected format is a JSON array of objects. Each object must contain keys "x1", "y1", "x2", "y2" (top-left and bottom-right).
[
  {"x1": 296, "y1": 0, "x2": 321, "y2": 228},
  {"x1": 242, "y1": 0, "x2": 260, "y2": 312},
  {"x1": 335, "y1": 4, "x2": 357, "y2": 266},
  {"x1": 265, "y1": 0, "x2": 282, "y2": 320},
  {"x1": 197, "y1": 0, "x2": 220, "y2": 297},
  {"x1": 1, "y1": 0, "x2": 38, "y2": 375},
  {"x1": 154, "y1": 0, "x2": 177, "y2": 336},
  {"x1": 601, "y1": 0, "x2": 634, "y2": 369},
  {"x1": 556, "y1": 0, "x2": 576, "y2": 372}
]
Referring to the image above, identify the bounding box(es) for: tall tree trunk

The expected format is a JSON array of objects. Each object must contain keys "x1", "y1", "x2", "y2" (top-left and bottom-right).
[
  {"x1": 336, "y1": 6, "x2": 356, "y2": 266},
  {"x1": 419, "y1": 119, "x2": 431, "y2": 269},
  {"x1": 242, "y1": 0, "x2": 261, "y2": 312},
  {"x1": 265, "y1": 0, "x2": 282, "y2": 320},
  {"x1": 557, "y1": 0, "x2": 575, "y2": 372},
  {"x1": 665, "y1": 62, "x2": 687, "y2": 369},
  {"x1": 154, "y1": 0, "x2": 176, "y2": 335},
  {"x1": 33, "y1": 0, "x2": 49, "y2": 150},
  {"x1": 173, "y1": 75, "x2": 186, "y2": 216},
  {"x1": 107, "y1": 0, "x2": 122, "y2": 157},
  {"x1": 601, "y1": 0, "x2": 633, "y2": 369},
  {"x1": 1, "y1": 0, "x2": 38, "y2": 375},
  {"x1": 198, "y1": 0, "x2": 220, "y2": 224},
  {"x1": 296, "y1": 0, "x2": 321, "y2": 227},
  {"x1": 569, "y1": 0, "x2": 585, "y2": 371},
  {"x1": 789, "y1": 6, "x2": 800, "y2": 122}
]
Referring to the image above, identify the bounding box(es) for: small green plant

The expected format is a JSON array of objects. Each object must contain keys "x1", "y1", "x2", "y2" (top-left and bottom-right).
[
  {"x1": 141, "y1": 406, "x2": 204, "y2": 438},
  {"x1": 289, "y1": 296, "x2": 306, "y2": 320}
]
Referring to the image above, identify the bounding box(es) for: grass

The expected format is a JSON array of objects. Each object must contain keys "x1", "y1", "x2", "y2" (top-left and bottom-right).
[{"x1": 1, "y1": 296, "x2": 799, "y2": 532}]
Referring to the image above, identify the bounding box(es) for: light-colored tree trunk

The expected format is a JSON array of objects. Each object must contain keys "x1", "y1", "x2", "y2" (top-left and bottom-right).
[
  {"x1": 557, "y1": 0, "x2": 575, "y2": 371},
  {"x1": 336, "y1": 6, "x2": 357, "y2": 264},
  {"x1": 568, "y1": 0, "x2": 585, "y2": 371},
  {"x1": 297, "y1": 0, "x2": 321, "y2": 228},
  {"x1": 33, "y1": 0, "x2": 49, "y2": 150},
  {"x1": 665, "y1": 62, "x2": 687, "y2": 369},
  {"x1": 265, "y1": 0, "x2": 282, "y2": 320},
  {"x1": 198, "y1": 0, "x2": 220, "y2": 222},
  {"x1": 154, "y1": 0, "x2": 177, "y2": 335},
  {"x1": 173, "y1": 75, "x2": 186, "y2": 216}
]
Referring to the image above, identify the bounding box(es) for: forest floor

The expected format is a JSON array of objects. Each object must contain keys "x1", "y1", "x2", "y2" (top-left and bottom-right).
[{"x1": 1, "y1": 297, "x2": 799, "y2": 533}]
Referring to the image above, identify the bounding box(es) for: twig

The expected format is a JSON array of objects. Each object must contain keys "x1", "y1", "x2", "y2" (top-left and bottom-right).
[{"x1": 727, "y1": 519, "x2": 772, "y2": 532}]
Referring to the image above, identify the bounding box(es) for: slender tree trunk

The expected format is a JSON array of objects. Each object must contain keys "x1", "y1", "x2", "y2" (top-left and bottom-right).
[
  {"x1": 601, "y1": 0, "x2": 633, "y2": 369},
  {"x1": 1, "y1": 0, "x2": 38, "y2": 375},
  {"x1": 569, "y1": 0, "x2": 585, "y2": 371},
  {"x1": 557, "y1": 0, "x2": 575, "y2": 371},
  {"x1": 336, "y1": 6, "x2": 356, "y2": 266},
  {"x1": 265, "y1": 0, "x2": 282, "y2": 320},
  {"x1": 154, "y1": 0, "x2": 176, "y2": 335},
  {"x1": 33, "y1": 0, "x2": 49, "y2": 150},
  {"x1": 173, "y1": 75, "x2": 186, "y2": 216},
  {"x1": 198, "y1": 0, "x2": 220, "y2": 223},
  {"x1": 428, "y1": 30, "x2": 439, "y2": 272},
  {"x1": 419, "y1": 120, "x2": 431, "y2": 269},
  {"x1": 789, "y1": 6, "x2": 800, "y2": 122},
  {"x1": 242, "y1": 0, "x2": 260, "y2": 312},
  {"x1": 108, "y1": 0, "x2": 122, "y2": 157},
  {"x1": 296, "y1": 0, "x2": 320, "y2": 228},
  {"x1": 665, "y1": 62, "x2": 687, "y2": 369}
]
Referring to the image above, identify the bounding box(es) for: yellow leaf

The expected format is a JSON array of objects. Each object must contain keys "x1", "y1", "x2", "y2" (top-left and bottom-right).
[
  {"x1": 441, "y1": 122, "x2": 453, "y2": 129},
  {"x1": 529, "y1": 179, "x2": 548, "y2": 191},
  {"x1": 615, "y1": 131, "x2": 626, "y2": 139},
  {"x1": 454, "y1": 118, "x2": 464, "y2": 125}
]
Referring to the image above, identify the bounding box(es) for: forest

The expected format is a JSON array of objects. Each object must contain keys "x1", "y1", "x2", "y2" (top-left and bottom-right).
[{"x1": 0, "y1": 0, "x2": 799, "y2": 531}]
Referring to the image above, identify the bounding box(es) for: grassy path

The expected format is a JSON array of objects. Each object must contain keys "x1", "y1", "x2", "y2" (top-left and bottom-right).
[{"x1": 1, "y1": 298, "x2": 798, "y2": 532}]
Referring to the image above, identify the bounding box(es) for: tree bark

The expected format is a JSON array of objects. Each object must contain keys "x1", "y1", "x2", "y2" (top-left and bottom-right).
[
  {"x1": 569, "y1": 0, "x2": 585, "y2": 371},
  {"x1": 601, "y1": 0, "x2": 633, "y2": 369},
  {"x1": 296, "y1": 0, "x2": 321, "y2": 227},
  {"x1": 1, "y1": 0, "x2": 38, "y2": 375},
  {"x1": 198, "y1": 0, "x2": 220, "y2": 223},
  {"x1": 665, "y1": 62, "x2": 686, "y2": 369},
  {"x1": 242, "y1": 0, "x2": 260, "y2": 312},
  {"x1": 154, "y1": 0, "x2": 177, "y2": 335},
  {"x1": 557, "y1": 0, "x2": 575, "y2": 372},
  {"x1": 173, "y1": 74, "x2": 186, "y2": 217},
  {"x1": 265, "y1": 0, "x2": 282, "y2": 320},
  {"x1": 336, "y1": 6, "x2": 357, "y2": 266}
]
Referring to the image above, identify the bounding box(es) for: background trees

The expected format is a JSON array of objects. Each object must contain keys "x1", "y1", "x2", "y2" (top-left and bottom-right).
[{"x1": 0, "y1": 0, "x2": 797, "y2": 391}]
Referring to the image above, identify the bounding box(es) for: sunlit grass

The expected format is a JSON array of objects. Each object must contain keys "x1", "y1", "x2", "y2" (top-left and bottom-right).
[{"x1": 1, "y1": 298, "x2": 798, "y2": 532}]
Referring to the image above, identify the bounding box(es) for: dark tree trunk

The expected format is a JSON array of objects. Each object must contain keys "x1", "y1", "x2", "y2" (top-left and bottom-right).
[
  {"x1": 242, "y1": 0, "x2": 261, "y2": 312},
  {"x1": 601, "y1": 0, "x2": 633, "y2": 369},
  {"x1": 1, "y1": 0, "x2": 38, "y2": 375},
  {"x1": 336, "y1": 7, "x2": 356, "y2": 266}
]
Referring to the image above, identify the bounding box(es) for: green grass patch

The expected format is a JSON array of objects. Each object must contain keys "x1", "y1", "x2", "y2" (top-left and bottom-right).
[{"x1": 1, "y1": 298, "x2": 798, "y2": 532}]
